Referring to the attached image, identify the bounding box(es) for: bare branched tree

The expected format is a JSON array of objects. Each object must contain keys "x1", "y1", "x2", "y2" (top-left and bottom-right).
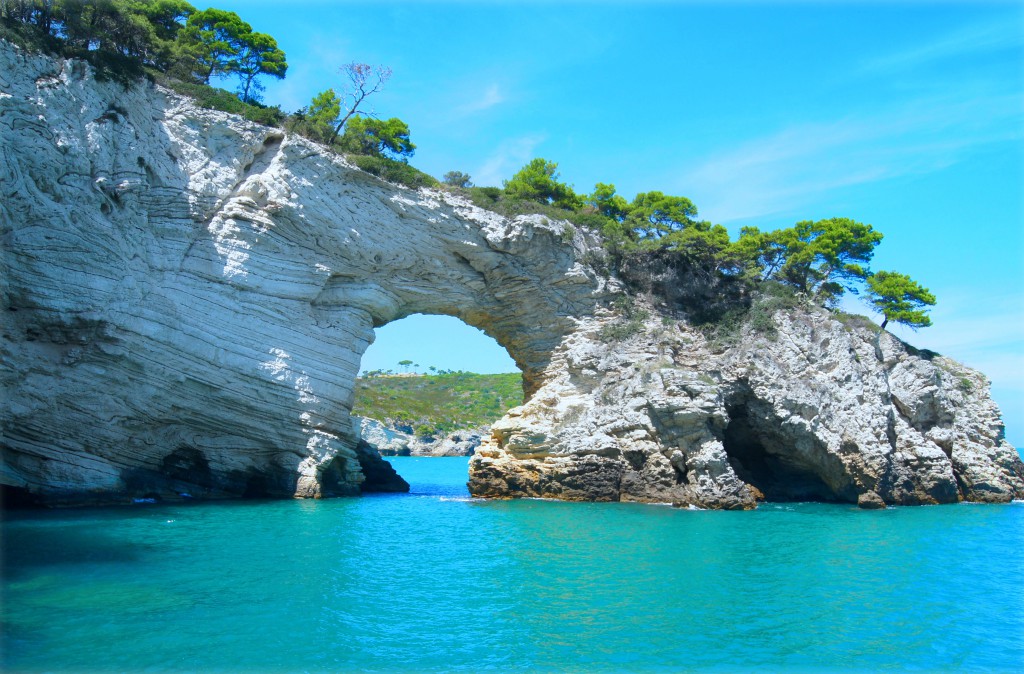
[{"x1": 328, "y1": 62, "x2": 392, "y2": 144}]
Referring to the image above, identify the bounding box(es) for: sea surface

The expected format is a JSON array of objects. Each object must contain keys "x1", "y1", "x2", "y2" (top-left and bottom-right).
[{"x1": 2, "y1": 456, "x2": 1022, "y2": 673}]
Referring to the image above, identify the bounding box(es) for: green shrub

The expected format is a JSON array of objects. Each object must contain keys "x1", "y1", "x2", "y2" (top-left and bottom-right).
[
  {"x1": 599, "y1": 316, "x2": 647, "y2": 342},
  {"x1": 581, "y1": 250, "x2": 610, "y2": 277},
  {"x1": 466, "y1": 186, "x2": 502, "y2": 207},
  {"x1": 598, "y1": 295, "x2": 649, "y2": 342},
  {"x1": 348, "y1": 154, "x2": 439, "y2": 189},
  {"x1": 698, "y1": 306, "x2": 747, "y2": 349},
  {"x1": 566, "y1": 210, "x2": 615, "y2": 233},
  {"x1": 461, "y1": 187, "x2": 583, "y2": 224},
  {"x1": 159, "y1": 78, "x2": 284, "y2": 126},
  {"x1": 745, "y1": 281, "x2": 802, "y2": 338},
  {"x1": 833, "y1": 311, "x2": 882, "y2": 334},
  {"x1": 694, "y1": 281, "x2": 800, "y2": 347},
  {"x1": 353, "y1": 372, "x2": 523, "y2": 433}
]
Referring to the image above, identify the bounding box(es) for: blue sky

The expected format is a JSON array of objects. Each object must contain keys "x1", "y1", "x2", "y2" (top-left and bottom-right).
[{"x1": 210, "y1": 1, "x2": 1023, "y2": 446}]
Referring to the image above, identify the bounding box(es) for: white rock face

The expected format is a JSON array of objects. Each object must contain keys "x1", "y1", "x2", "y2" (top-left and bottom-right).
[
  {"x1": 353, "y1": 417, "x2": 416, "y2": 456},
  {"x1": 2, "y1": 43, "x2": 1020, "y2": 507},
  {"x1": 353, "y1": 417, "x2": 486, "y2": 457},
  {"x1": 412, "y1": 428, "x2": 486, "y2": 457},
  {"x1": 468, "y1": 307, "x2": 1023, "y2": 507},
  {"x1": 0, "y1": 44, "x2": 612, "y2": 504}
]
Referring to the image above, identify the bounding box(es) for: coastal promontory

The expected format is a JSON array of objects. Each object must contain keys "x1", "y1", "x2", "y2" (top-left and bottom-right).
[{"x1": 2, "y1": 42, "x2": 1021, "y2": 507}]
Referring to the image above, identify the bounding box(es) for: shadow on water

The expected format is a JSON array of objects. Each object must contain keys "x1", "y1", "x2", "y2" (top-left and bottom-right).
[{"x1": 1, "y1": 517, "x2": 148, "y2": 579}]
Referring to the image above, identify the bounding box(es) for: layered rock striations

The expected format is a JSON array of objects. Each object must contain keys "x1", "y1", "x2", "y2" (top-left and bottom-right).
[
  {"x1": 468, "y1": 308, "x2": 1023, "y2": 508},
  {"x1": 0, "y1": 43, "x2": 611, "y2": 504},
  {"x1": 2, "y1": 43, "x2": 1021, "y2": 507}
]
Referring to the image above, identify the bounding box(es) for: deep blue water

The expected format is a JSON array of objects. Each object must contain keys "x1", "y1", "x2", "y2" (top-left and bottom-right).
[{"x1": 2, "y1": 456, "x2": 1022, "y2": 673}]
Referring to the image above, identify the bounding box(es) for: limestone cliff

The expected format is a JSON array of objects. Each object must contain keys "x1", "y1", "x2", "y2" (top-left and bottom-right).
[
  {"x1": 2, "y1": 42, "x2": 1020, "y2": 507},
  {"x1": 0, "y1": 43, "x2": 612, "y2": 504},
  {"x1": 468, "y1": 307, "x2": 1023, "y2": 508}
]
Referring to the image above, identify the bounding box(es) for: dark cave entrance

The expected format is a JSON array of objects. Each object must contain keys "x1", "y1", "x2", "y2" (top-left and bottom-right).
[
  {"x1": 722, "y1": 402, "x2": 844, "y2": 503},
  {"x1": 1, "y1": 484, "x2": 43, "y2": 509}
]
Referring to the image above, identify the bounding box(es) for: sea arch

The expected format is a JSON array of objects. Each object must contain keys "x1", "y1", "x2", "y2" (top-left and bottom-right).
[
  {"x1": 0, "y1": 92, "x2": 613, "y2": 504},
  {"x1": 278, "y1": 169, "x2": 614, "y2": 499}
]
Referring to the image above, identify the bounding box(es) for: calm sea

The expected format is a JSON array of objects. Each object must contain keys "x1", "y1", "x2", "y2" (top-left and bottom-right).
[{"x1": 2, "y1": 456, "x2": 1022, "y2": 673}]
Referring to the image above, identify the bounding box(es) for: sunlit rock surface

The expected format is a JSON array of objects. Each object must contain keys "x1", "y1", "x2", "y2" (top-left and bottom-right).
[
  {"x1": 2, "y1": 42, "x2": 1020, "y2": 507},
  {"x1": 0, "y1": 43, "x2": 611, "y2": 504},
  {"x1": 354, "y1": 417, "x2": 487, "y2": 457},
  {"x1": 469, "y1": 309, "x2": 1023, "y2": 508}
]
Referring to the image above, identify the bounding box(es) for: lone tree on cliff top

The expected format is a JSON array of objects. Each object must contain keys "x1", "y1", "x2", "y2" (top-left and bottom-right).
[
  {"x1": 503, "y1": 158, "x2": 582, "y2": 210},
  {"x1": 866, "y1": 270, "x2": 936, "y2": 330},
  {"x1": 310, "y1": 62, "x2": 392, "y2": 145},
  {"x1": 734, "y1": 217, "x2": 883, "y2": 305},
  {"x1": 176, "y1": 7, "x2": 287, "y2": 102}
]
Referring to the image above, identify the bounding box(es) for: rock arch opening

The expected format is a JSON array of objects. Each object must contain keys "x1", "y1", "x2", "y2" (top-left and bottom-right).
[
  {"x1": 351, "y1": 313, "x2": 526, "y2": 492},
  {"x1": 1, "y1": 59, "x2": 615, "y2": 506}
]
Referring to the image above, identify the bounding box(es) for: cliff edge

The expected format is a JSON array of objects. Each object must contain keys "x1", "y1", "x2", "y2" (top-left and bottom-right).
[
  {"x1": 2, "y1": 42, "x2": 1020, "y2": 507},
  {"x1": 468, "y1": 306, "x2": 1023, "y2": 508}
]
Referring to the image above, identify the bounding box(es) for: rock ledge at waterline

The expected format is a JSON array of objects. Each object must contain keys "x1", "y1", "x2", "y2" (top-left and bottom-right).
[{"x1": 2, "y1": 42, "x2": 1021, "y2": 508}]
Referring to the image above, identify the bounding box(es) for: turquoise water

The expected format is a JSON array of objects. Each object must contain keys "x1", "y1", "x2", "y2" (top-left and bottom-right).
[{"x1": 2, "y1": 456, "x2": 1022, "y2": 673}]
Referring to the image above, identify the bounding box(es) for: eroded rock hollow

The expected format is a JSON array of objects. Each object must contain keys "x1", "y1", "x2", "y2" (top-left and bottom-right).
[
  {"x1": 3, "y1": 43, "x2": 1022, "y2": 507},
  {"x1": 468, "y1": 309, "x2": 1023, "y2": 508}
]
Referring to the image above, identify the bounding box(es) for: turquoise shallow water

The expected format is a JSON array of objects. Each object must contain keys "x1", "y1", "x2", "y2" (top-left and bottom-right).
[{"x1": 2, "y1": 456, "x2": 1022, "y2": 673}]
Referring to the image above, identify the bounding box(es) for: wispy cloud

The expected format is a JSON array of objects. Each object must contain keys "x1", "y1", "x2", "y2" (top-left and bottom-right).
[
  {"x1": 674, "y1": 15, "x2": 1024, "y2": 226},
  {"x1": 456, "y1": 83, "x2": 505, "y2": 116},
  {"x1": 677, "y1": 88, "x2": 1022, "y2": 224},
  {"x1": 859, "y1": 18, "x2": 1022, "y2": 74},
  {"x1": 473, "y1": 134, "x2": 546, "y2": 187}
]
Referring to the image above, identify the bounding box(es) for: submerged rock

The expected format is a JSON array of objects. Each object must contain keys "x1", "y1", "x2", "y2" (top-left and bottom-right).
[{"x1": 2, "y1": 42, "x2": 1020, "y2": 507}]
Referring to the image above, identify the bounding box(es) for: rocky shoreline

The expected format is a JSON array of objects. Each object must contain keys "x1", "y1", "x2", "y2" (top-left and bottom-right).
[
  {"x1": 2, "y1": 42, "x2": 1021, "y2": 508},
  {"x1": 468, "y1": 306, "x2": 1023, "y2": 509},
  {"x1": 354, "y1": 417, "x2": 485, "y2": 457}
]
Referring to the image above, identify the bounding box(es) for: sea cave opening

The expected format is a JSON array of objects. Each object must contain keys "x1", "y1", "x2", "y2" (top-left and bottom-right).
[
  {"x1": 722, "y1": 400, "x2": 844, "y2": 503},
  {"x1": 352, "y1": 313, "x2": 525, "y2": 495}
]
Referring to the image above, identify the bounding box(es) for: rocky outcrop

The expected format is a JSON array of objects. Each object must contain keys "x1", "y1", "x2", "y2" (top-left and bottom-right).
[
  {"x1": 415, "y1": 428, "x2": 486, "y2": 457},
  {"x1": 2, "y1": 43, "x2": 1020, "y2": 507},
  {"x1": 354, "y1": 417, "x2": 415, "y2": 456},
  {"x1": 0, "y1": 43, "x2": 612, "y2": 505},
  {"x1": 469, "y1": 307, "x2": 1023, "y2": 508},
  {"x1": 353, "y1": 417, "x2": 485, "y2": 456}
]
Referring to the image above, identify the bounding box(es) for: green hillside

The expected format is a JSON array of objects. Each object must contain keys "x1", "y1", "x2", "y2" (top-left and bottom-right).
[{"x1": 352, "y1": 372, "x2": 523, "y2": 437}]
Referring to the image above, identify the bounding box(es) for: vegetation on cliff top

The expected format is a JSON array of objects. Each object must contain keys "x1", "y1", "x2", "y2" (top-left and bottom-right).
[
  {"x1": 447, "y1": 159, "x2": 936, "y2": 333},
  {"x1": 0, "y1": 0, "x2": 434, "y2": 185},
  {"x1": 352, "y1": 372, "x2": 523, "y2": 438},
  {"x1": 2, "y1": 1, "x2": 936, "y2": 331}
]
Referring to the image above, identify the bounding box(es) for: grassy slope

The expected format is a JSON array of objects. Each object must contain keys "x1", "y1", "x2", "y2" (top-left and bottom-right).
[{"x1": 352, "y1": 372, "x2": 524, "y2": 436}]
